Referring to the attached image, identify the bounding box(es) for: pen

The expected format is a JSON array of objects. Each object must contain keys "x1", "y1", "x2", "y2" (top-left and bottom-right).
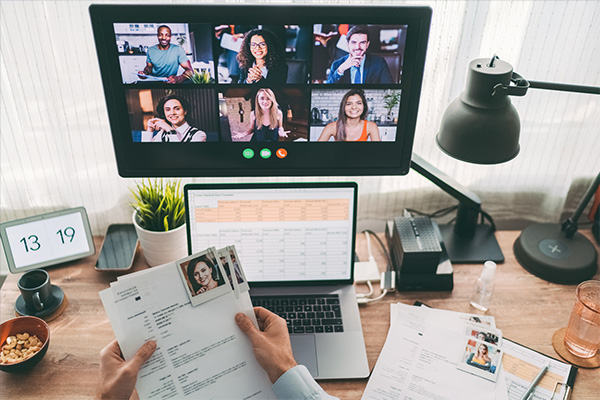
[{"x1": 520, "y1": 362, "x2": 550, "y2": 400}]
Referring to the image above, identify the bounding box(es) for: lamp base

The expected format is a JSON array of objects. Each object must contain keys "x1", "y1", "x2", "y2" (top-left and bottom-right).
[
  {"x1": 439, "y1": 224, "x2": 504, "y2": 264},
  {"x1": 513, "y1": 223, "x2": 598, "y2": 284}
]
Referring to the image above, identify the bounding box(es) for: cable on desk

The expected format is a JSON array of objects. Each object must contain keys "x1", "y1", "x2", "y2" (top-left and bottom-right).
[
  {"x1": 357, "y1": 289, "x2": 388, "y2": 304},
  {"x1": 406, "y1": 205, "x2": 498, "y2": 232},
  {"x1": 356, "y1": 230, "x2": 395, "y2": 304},
  {"x1": 362, "y1": 229, "x2": 393, "y2": 273},
  {"x1": 356, "y1": 280, "x2": 374, "y2": 299}
]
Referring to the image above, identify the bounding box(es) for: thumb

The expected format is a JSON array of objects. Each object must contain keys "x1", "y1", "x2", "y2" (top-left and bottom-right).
[
  {"x1": 236, "y1": 313, "x2": 260, "y2": 340},
  {"x1": 128, "y1": 340, "x2": 157, "y2": 371}
]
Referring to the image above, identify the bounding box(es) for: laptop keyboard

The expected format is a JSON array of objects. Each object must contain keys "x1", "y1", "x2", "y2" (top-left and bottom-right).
[{"x1": 251, "y1": 294, "x2": 344, "y2": 334}]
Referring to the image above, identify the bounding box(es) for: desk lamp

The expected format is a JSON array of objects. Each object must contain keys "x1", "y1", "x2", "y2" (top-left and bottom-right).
[{"x1": 436, "y1": 55, "x2": 599, "y2": 283}]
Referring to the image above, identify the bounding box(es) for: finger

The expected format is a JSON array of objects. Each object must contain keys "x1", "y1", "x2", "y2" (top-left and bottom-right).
[
  {"x1": 236, "y1": 313, "x2": 260, "y2": 339},
  {"x1": 128, "y1": 340, "x2": 157, "y2": 371},
  {"x1": 101, "y1": 339, "x2": 122, "y2": 359},
  {"x1": 254, "y1": 306, "x2": 281, "y2": 326}
]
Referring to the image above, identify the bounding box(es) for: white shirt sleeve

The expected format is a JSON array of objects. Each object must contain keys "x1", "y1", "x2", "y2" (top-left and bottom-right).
[{"x1": 272, "y1": 365, "x2": 339, "y2": 400}]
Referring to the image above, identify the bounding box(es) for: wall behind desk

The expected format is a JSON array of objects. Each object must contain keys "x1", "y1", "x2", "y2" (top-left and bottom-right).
[{"x1": 1, "y1": 0, "x2": 599, "y2": 277}]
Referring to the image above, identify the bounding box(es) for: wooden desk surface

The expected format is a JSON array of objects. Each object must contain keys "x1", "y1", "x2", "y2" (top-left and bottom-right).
[{"x1": 1, "y1": 231, "x2": 599, "y2": 399}]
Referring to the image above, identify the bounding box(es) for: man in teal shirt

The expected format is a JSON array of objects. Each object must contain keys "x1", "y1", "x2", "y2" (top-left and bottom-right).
[{"x1": 139, "y1": 25, "x2": 193, "y2": 84}]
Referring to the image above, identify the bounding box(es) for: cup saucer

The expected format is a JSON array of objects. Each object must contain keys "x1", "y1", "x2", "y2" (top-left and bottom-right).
[{"x1": 15, "y1": 285, "x2": 65, "y2": 317}]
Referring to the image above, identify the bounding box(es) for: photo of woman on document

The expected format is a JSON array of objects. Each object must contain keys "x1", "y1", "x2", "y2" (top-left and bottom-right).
[
  {"x1": 186, "y1": 255, "x2": 225, "y2": 295},
  {"x1": 467, "y1": 343, "x2": 492, "y2": 369}
]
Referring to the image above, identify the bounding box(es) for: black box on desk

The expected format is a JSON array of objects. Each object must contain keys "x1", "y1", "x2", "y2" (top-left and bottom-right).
[
  {"x1": 391, "y1": 217, "x2": 442, "y2": 273},
  {"x1": 386, "y1": 219, "x2": 453, "y2": 291}
]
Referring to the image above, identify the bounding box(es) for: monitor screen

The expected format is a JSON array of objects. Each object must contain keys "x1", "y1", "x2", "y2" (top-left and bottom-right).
[{"x1": 90, "y1": 4, "x2": 431, "y2": 177}]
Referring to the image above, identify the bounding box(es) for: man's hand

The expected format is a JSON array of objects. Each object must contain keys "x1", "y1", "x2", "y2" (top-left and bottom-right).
[
  {"x1": 235, "y1": 307, "x2": 297, "y2": 383},
  {"x1": 167, "y1": 74, "x2": 188, "y2": 84},
  {"x1": 338, "y1": 54, "x2": 363, "y2": 75},
  {"x1": 97, "y1": 339, "x2": 157, "y2": 400}
]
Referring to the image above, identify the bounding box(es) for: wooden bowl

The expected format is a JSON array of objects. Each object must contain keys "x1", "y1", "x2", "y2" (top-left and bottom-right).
[{"x1": 0, "y1": 316, "x2": 50, "y2": 372}]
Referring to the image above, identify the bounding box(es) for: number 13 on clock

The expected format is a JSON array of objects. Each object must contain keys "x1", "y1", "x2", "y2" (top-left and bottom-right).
[{"x1": 1, "y1": 207, "x2": 95, "y2": 273}]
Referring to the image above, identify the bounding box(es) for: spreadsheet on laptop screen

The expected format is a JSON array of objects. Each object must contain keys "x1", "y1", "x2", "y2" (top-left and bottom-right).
[{"x1": 187, "y1": 187, "x2": 355, "y2": 282}]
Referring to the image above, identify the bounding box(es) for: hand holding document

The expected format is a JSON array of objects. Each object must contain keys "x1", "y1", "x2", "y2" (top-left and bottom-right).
[
  {"x1": 100, "y1": 246, "x2": 274, "y2": 399},
  {"x1": 136, "y1": 73, "x2": 169, "y2": 82}
]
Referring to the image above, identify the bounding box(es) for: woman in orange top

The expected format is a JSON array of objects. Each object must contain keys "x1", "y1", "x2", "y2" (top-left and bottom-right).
[
  {"x1": 470, "y1": 343, "x2": 492, "y2": 366},
  {"x1": 317, "y1": 89, "x2": 381, "y2": 142}
]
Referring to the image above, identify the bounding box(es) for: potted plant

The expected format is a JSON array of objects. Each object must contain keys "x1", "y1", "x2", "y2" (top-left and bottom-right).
[
  {"x1": 130, "y1": 179, "x2": 188, "y2": 266},
  {"x1": 383, "y1": 90, "x2": 401, "y2": 122}
]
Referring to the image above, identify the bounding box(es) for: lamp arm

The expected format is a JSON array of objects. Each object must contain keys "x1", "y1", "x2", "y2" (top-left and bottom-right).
[
  {"x1": 561, "y1": 172, "x2": 600, "y2": 238},
  {"x1": 527, "y1": 81, "x2": 600, "y2": 95},
  {"x1": 411, "y1": 153, "x2": 484, "y2": 238},
  {"x1": 495, "y1": 73, "x2": 600, "y2": 97}
]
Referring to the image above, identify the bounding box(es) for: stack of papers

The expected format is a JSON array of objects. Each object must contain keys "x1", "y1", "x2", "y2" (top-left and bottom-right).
[
  {"x1": 362, "y1": 303, "x2": 575, "y2": 400},
  {"x1": 100, "y1": 246, "x2": 274, "y2": 399}
]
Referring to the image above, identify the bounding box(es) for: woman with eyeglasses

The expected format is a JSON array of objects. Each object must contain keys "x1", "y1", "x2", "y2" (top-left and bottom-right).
[{"x1": 237, "y1": 28, "x2": 288, "y2": 84}]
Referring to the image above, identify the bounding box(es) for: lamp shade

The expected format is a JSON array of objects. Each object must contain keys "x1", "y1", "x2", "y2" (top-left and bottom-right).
[{"x1": 436, "y1": 58, "x2": 521, "y2": 164}]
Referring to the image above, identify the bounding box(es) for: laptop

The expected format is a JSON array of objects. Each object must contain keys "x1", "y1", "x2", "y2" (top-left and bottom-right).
[{"x1": 184, "y1": 182, "x2": 369, "y2": 379}]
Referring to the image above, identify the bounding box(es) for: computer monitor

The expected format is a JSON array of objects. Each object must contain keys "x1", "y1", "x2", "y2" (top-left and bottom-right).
[{"x1": 90, "y1": 4, "x2": 431, "y2": 177}]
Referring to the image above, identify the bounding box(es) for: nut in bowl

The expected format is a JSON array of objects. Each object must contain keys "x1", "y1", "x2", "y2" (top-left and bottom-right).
[{"x1": 0, "y1": 316, "x2": 50, "y2": 372}]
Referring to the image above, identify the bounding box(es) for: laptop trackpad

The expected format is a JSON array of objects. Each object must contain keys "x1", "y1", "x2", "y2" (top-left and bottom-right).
[{"x1": 290, "y1": 334, "x2": 318, "y2": 377}]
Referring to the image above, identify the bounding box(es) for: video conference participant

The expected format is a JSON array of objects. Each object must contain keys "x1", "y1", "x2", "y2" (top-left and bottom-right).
[
  {"x1": 215, "y1": 24, "x2": 256, "y2": 83},
  {"x1": 97, "y1": 307, "x2": 337, "y2": 400},
  {"x1": 237, "y1": 28, "x2": 288, "y2": 84},
  {"x1": 238, "y1": 88, "x2": 289, "y2": 142},
  {"x1": 138, "y1": 25, "x2": 193, "y2": 84},
  {"x1": 142, "y1": 94, "x2": 207, "y2": 142},
  {"x1": 326, "y1": 25, "x2": 393, "y2": 84},
  {"x1": 318, "y1": 89, "x2": 381, "y2": 142}
]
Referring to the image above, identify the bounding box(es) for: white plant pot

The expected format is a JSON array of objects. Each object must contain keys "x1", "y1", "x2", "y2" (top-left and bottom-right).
[{"x1": 132, "y1": 212, "x2": 188, "y2": 267}]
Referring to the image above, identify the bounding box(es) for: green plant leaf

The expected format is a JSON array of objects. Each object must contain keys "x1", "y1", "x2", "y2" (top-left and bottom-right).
[{"x1": 130, "y1": 178, "x2": 185, "y2": 232}]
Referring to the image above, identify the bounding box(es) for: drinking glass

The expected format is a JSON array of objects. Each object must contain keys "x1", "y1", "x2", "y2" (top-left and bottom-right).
[{"x1": 563, "y1": 280, "x2": 600, "y2": 358}]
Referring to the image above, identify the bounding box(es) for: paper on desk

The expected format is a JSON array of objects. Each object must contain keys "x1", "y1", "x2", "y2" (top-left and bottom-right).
[
  {"x1": 100, "y1": 261, "x2": 273, "y2": 399},
  {"x1": 362, "y1": 303, "x2": 508, "y2": 400},
  {"x1": 501, "y1": 339, "x2": 574, "y2": 400},
  {"x1": 390, "y1": 303, "x2": 496, "y2": 329}
]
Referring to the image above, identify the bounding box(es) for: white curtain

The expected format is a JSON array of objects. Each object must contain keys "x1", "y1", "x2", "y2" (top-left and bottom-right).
[{"x1": 1, "y1": 0, "x2": 599, "y2": 274}]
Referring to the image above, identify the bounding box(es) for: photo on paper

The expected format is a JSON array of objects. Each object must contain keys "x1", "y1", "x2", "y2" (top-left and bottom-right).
[
  {"x1": 227, "y1": 245, "x2": 249, "y2": 292},
  {"x1": 462, "y1": 314, "x2": 496, "y2": 328},
  {"x1": 217, "y1": 247, "x2": 239, "y2": 293},
  {"x1": 465, "y1": 323, "x2": 501, "y2": 346},
  {"x1": 177, "y1": 247, "x2": 231, "y2": 306},
  {"x1": 457, "y1": 337, "x2": 502, "y2": 382}
]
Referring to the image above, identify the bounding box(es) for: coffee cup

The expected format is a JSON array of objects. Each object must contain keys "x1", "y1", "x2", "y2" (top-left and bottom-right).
[{"x1": 17, "y1": 269, "x2": 54, "y2": 312}]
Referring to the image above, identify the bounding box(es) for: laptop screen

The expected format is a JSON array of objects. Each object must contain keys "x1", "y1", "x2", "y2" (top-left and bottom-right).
[{"x1": 185, "y1": 183, "x2": 357, "y2": 285}]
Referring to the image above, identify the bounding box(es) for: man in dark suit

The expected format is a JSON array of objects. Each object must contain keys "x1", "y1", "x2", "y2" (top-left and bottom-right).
[{"x1": 326, "y1": 25, "x2": 393, "y2": 84}]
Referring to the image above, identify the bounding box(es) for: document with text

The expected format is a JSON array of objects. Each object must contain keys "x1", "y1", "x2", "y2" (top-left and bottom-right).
[
  {"x1": 100, "y1": 249, "x2": 273, "y2": 399},
  {"x1": 362, "y1": 303, "x2": 508, "y2": 400}
]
